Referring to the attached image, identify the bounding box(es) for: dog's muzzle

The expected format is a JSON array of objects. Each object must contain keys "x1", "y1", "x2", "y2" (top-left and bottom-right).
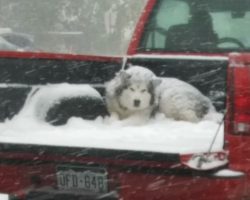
[{"x1": 134, "y1": 99, "x2": 141, "y2": 107}]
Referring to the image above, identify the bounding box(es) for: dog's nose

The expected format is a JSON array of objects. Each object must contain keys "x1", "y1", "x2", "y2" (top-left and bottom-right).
[{"x1": 134, "y1": 99, "x2": 140, "y2": 107}]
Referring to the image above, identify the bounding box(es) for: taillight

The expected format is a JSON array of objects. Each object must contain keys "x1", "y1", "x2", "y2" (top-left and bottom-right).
[{"x1": 226, "y1": 53, "x2": 250, "y2": 135}]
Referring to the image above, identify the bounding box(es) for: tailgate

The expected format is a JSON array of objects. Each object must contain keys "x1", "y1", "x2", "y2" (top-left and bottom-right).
[
  {"x1": 0, "y1": 142, "x2": 243, "y2": 200},
  {"x1": 0, "y1": 142, "x2": 179, "y2": 199}
]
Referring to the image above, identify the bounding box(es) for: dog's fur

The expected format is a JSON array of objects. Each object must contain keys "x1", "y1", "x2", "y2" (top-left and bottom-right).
[
  {"x1": 105, "y1": 66, "x2": 159, "y2": 121},
  {"x1": 105, "y1": 65, "x2": 215, "y2": 123},
  {"x1": 155, "y1": 78, "x2": 215, "y2": 122}
]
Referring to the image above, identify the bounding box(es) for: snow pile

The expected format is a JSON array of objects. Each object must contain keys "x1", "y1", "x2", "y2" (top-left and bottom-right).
[
  {"x1": 0, "y1": 193, "x2": 9, "y2": 200},
  {"x1": 0, "y1": 112, "x2": 223, "y2": 154},
  {"x1": 17, "y1": 84, "x2": 102, "y2": 121},
  {"x1": 0, "y1": 29, "x2": 34, "y2": 51}
]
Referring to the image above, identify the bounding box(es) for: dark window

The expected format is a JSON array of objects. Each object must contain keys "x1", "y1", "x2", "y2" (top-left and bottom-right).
[{"x1": 139, "y1": 0, "x2": 250, "y2": 53}]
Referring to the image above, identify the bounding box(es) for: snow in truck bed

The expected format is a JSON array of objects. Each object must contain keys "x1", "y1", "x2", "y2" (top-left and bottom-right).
[{"x1": 0, "y1": 84, "x2": 224, "y2": 154}]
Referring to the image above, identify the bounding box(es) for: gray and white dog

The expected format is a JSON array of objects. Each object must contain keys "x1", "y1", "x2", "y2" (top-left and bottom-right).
[
  {"x1": 105, "y1": 65, "x2": 216, "y2": 123},
  {"x1": 155, "y1": 77, "x2": 216, "y2": 122},
  {"x1": 105, "y1": 65, "x2": 160, "y2": 122}
]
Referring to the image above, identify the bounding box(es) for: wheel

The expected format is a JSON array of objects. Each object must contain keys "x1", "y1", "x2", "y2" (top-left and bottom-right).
[
  {"x1": 45, "y1": 96, "x2": 108, "y2": 126},
  {"x1": 25, "y1": 84, "x2": 108, "y2": 126},
  {"x1": 217, "y1": 37, "x2": 245, "y2": 49}
]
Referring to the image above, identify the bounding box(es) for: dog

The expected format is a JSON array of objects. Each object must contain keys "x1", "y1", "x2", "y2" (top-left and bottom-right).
[
  {"x1": 106, "y1": 65, "x2": 216, "y2": 124},
  {"x1": 155, "y1": 77, "x2": 216, "y2": 122},
  {"x1": 105, "y1": 65, "x2": 160, "y2": 123}
]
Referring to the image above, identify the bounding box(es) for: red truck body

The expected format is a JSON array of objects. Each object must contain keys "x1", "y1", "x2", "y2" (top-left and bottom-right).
[{"x1": 0, "y1": 0, "x2": 250, "y2": 199}]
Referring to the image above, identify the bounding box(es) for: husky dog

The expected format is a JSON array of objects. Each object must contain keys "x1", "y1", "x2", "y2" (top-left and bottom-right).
[
  {"x1": 155, "y1": 78, "x2": 216, "y2": 122},
  {"x1": 106, "y1": 65, "x2": 216, "y2": 124},
  {"x1": 105, "y1": 66, "x2": 159, "y2": 122}
]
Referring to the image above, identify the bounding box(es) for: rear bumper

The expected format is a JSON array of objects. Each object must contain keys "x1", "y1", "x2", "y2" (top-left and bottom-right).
[
  {"x1": 25, "y1": 190, "x2": 118, "y2": 200},
  {"x1": 10, "y1": 174, "x2": 244, "y2": 200}
]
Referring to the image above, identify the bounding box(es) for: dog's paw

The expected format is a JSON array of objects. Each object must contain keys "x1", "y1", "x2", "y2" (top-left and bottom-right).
[
  {"x1": 202, "y1": 111, "x2": 224, "y2": 124},
  {"x1": 120, "y1": 114, "x2": 150, "y2": 126},
  {"x1": 103, "y1": 112, "x2": 120, "y2": 124}
]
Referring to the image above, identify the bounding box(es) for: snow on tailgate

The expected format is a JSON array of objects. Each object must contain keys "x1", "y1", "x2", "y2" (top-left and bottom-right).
[{"x1": 0, "y1": 116, "x2": 223, "y2": 154}]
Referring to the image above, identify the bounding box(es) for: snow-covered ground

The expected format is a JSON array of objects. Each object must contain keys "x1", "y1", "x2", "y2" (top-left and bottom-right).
[{"x1": 0, "y1": 84, "x2": 224, "y2": 155}]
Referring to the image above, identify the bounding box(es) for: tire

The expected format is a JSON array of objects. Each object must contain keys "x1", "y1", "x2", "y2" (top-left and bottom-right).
[{"x1": 45, "y1": 95, "x2": 108, "y2": 126}]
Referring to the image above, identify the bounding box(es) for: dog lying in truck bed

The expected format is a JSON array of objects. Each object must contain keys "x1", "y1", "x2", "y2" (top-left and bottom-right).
[
  {"x1": 105, "y1": 66, "x2": 159, "y2": 124},
  {"x1": 105, "y1": 65, "x2": 216, "y2": 123}
]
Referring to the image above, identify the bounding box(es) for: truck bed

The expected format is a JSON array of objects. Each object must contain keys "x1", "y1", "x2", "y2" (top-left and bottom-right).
[{"x1": 0, "y1": 114, "x2": 223, "y2": 154}]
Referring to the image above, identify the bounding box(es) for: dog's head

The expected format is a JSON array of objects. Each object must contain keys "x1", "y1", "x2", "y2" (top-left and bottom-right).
[{"x1": 115, "y1": 66, "x2": 161, "y2": 111}]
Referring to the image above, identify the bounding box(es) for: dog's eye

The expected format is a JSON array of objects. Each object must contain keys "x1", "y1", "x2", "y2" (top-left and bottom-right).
[
  {"x1": 130, "y1": 88, "x2": 135, "y2": 92},
  {"x1": 141, "y1": 89, "x2": 147, "y2": 93}
]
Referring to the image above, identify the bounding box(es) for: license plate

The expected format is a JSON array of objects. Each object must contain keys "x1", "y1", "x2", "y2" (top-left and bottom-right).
[{"x1": 56, "y1": 165, "x2": 108, "y2": 193}]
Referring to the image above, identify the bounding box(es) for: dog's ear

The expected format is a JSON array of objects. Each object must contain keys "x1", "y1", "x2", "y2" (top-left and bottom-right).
[
  {"x1": 119, "y1": 70, "x2": 131, "y2": 83},
  {"x1": 127, "y1": 63, "x2": 133, "y2": 69},
  {"x1": 115, "y1": 85, "x2": 123, "y2": 96},
  {"x1": 148, "y1": 78, "x2": 161, "y2": 106},
  {"x1": 152, "y1": 78, "x2": 162, "y2": 88},
  {"x1": 113, "y1": 71, "x2": 131, "y2": 96}
]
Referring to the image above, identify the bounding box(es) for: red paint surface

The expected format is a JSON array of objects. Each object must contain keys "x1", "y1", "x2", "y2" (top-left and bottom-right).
[
  {"x1": 130, "y1": 51, "x2": 229, "y2": 58},
  {"x1": 0, "y1": 142, "x2": 245, "y2": 200},
  {"x1": 0, "y1": 50, "x2": 121, "y2": 62},
  {"x1": 0, "y1": 153, "x2": 245, "y2": 200},
  {"x1": 127, "y1": 0, "x2": 157, "y2": 55},
  {"x1": 225, "y1": 53, "x2": 250, "y2": 198}
]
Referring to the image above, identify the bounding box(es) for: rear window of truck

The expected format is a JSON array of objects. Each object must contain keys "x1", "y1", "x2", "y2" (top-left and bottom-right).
[
  {"x1": 0, "y1": 0, "x2": 147, "y2": 56},
  {"x1": 139, "y1": 0, "x2": 250, "y2": 53}
]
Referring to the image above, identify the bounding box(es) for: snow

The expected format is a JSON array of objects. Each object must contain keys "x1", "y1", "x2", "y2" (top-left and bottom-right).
[
  {"x1": 213, "y1": 169, "x2": 245, "y2": 177},
  {"x1": 0, "y1": 194, "x2": 8, "y2": 200},
  {"x1": 0, "y1": 36, "x2": 18, "y2": 50},
  {"x1": 0, "y1": 83, "x2": 224, "y2": 155},
  {"x1": 0, "y1": 28, "x2": 12, "y2": 34},
  {"x1": 46, "y1": 31, "x2": 83, "y2": 35},
  {"x1": 17, "y1": 84, "x2": 102, "y2": 121},
  {"x1": 0, "y1": 113, "x2": 224, "y2": 154},
  {"x1": 0, "y1": 116, "x2": 223, "y2": 154}
]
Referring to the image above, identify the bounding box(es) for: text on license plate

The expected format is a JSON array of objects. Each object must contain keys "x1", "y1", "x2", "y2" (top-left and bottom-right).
[{"x1": 56, "y1": 166, "x2": 108, "y2": 193}]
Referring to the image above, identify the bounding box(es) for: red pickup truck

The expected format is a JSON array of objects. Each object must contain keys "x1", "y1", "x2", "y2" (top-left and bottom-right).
[{"x1": 0, "y1": 0, "x2": 250, "y2": 199}]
